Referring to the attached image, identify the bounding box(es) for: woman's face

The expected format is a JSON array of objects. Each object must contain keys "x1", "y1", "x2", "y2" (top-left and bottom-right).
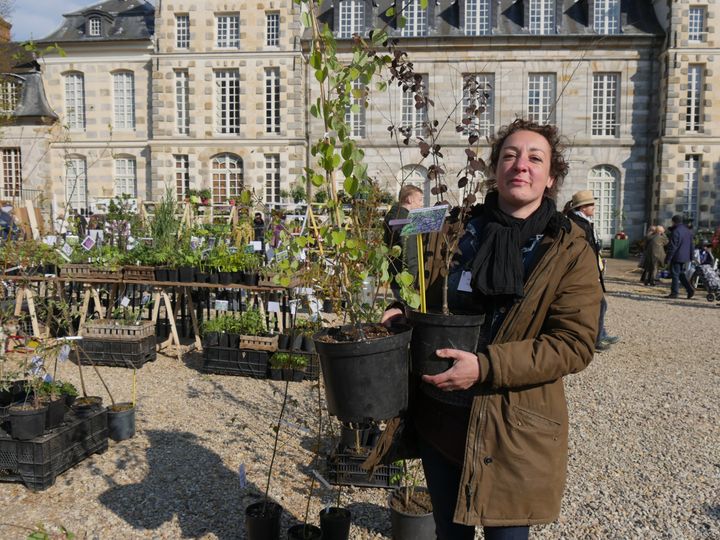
[{"x1": 494, "y1": 130, "x2": 555, "y2": 217}]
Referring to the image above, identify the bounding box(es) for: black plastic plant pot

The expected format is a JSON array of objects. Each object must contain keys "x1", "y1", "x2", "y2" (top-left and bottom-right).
[
  {"x1": 243, "y1": 271, "x2": 259, "y2": 286},
  {"x1": 219, "y1": 333, "x2": 230, "y2": 347},
  {"x1": 204, "y1": 332, "x2": 220, "y2": 347},
  {"x1": 154, "y1": 267, "x2": 168, "y2": 281},
  {"x1": 388, "y1": 488, "x2": 435, "y2": 540},
  {"x1": 228, "y1": 333, "x2": 241, "y2": 348},
  {"x1": 108, "y1": 402, "x2": 136, "y2": 441},
  {"x1": 178, "y1": 266, "x2": 195, "y2": 282},
  {"x1": 322, "y1": 299, "x2": 335, "y2": 313},
  {"x1": 302, "y1": 335, "x2": 315, "y2": 353},
  {"x1": 208, "y1": 273, "x2": 220, "y2": 284},
  {"x1": 245, "y1": 501, "x2": 282, "y2": 540},
  {"x1": 406, "y1": 310, "x2": 485, "y2": 377},
  {"x1": 63, "y1": 393, "x2": 77, "y2": 408},
  {"x1": 313, "y1": 325, "x2": 412, "y2": 423},
  {"x1": 339, "y1": 423, "x2": 371, "y2": 449},
  {"x1": 73, "y1": 396, "x2": 103, "y2": 417},
  {"x1": 196, "y1": 271, "x2": 209, "y2": 283},
  {"x1": 290, "y1": 334, "x2": 304, "y2": 351},
  {"x1": 291, "y1": 369, "x2": 305, "y2": 382},
  {"x1": 9, "y1": 404, "x2": 49, "y2": 440},
  {"x1": 287, "y1": 524, "x2": 322, "y2": 540},
  {"x1": 219, "y1": 272, "x2": 232, "y2": 285},
  {"x1": 42, "y1": 397, "x2": 66, "y2": 430},
  {"x1": 270, "y1": 368, "x2": 283, "y2": 381},
  {"x1": 278, "y1": 334, "x2": 290, "y2": 350},
  {"x1": 282, "y1": 368, "x2": 293, "y2": 381},
  {"x1": 166, "y1": 268, "x2": 179, "y2": 282},
  {"x1": 319, "y1": 507, "x2": 351, "y2": 540}
]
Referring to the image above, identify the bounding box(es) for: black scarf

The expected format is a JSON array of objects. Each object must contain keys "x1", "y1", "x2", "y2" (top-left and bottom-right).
[{"x1": 470, "y1": 191, "x2": 557, "y2": 299}]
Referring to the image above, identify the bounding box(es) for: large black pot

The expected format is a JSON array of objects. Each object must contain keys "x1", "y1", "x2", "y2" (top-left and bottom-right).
[
  {"x1": 42, "y1": 397, "x2": 66, "y2": 430},
  {"x1": 166, "y1": 268, "x2": 179, "y2": 282},
  {"x1": 9, "y1": 404, "x2": 48, "y2": 440},
  {"x1": 406, "y1": 310, "x2": 485, "y2": 377},
  {"x1": 319, "y1": 507, "x2": 351, "y2": 540},
  {"x1": 243, "y1": 271, "x2": 259, "y2": 286},
  {"x1": 72, "y1": 395, "x2": 103, "y2": 418},
  {"x1": 108, "y1": 402, "x2": 136, "y2": 441},
  {"x1": 245, "y1": 501, "x2": 282, "y2": 540},
  {"x1": 388, "y1": 488, "x2": 434, "y2": 540},
  {"x1": 287, "y1": 524, "x2": 322, "y2": 539},
  {"x1": 178, "y1": 266, "x2": 195, "y2": 282},
  {"x1": 313, "y1": 324, "x2": 412, "y2": 423}
]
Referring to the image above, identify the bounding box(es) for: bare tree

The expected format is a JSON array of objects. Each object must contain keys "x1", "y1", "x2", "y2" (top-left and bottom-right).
[{"x1": 0, "y1": 0, "x2": 14, "y2": 21}]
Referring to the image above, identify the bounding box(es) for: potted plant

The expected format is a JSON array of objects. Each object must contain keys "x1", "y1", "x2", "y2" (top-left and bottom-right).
[
  {"x1": 388, "y1": 460, "x2": 434, "y2": 540},
  {"x1": 289, "y1": 353, "x2": 307, "y2": 382},
  {"x1": 269, "y1": 351, "x2": 289, "y2": 381}
]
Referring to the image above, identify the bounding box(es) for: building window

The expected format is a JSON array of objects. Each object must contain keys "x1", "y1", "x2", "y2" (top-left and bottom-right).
[
  {"x1": 176, "y1": 14, "x2": 190, "y2": 48},
  {"x1": 113, "y1": 71, "x2": 135, "y2": 129},
  {"x1": 462, "y1": 73, "x2": 494, "y2": 137},
  {"x1": 265, "y1": 154, "x2": 281, "y2": 208},
  {"x1": 686, "y1": 64, "x2": 703, "y2": 132},
  {"x1": 592, "y1": 73, "x2": 619, "y2": 137},
  {"x1": 339, "y1": 0, "x2": 365, "y2": 38},
  {"x1": 114, "y1": 157, "x2": 137, "y2": 197},
  {"x1": 88, "y1": 16, "x2": 101, "y2": 36},
  {"x1": 688, "y1": 7, "x2": 706, "y2": 42},
  {"x1": 682, "y1": 155, "x2": 700, "y2": 223},
  {"x1": 215, "y1": 69, "x2": 240, "y2": 134},
  {"x1": 528, "y1": 0, "x2": 555, "y2": 35},
  {"x1": 0, "y1": 78, "x2": 20, "y2": 114},
  {"x1": 593, "y1": 0, "x2": 620, "y2": 35},
  {"x1": 1, "y1": 148, "x2": 21, "y2": 198},
  {"x1": 175, "y1": 70, "x2": 189, "y2": 134},
  {"x1": 465, "y1": 0, "x2": 491, "y2": 36},
  {"x1": 216, "y1": 14, "x2": 240, "y2": 48},
  {"x1": 402, "y1": 74, "x2": 428, "y2": 138},
  {"x1": 345, "y1": 80, "x2": 366, "y2": 138},
  {"x1": 401, "y1": 0, "x2": 428, "y2": 37},
  {"x1": 265, "y1": 68, "x2": 280, "y2": 134},
  {"x1": 65, "y1": 157, "x2": 87, "y2": 212},
  {"x1": 212, "y1": 154, "x2": 243, "y2": 202},
  {"x1": 175, "y1": 154, "x2": 190, "y2": 201},
  {"x1": 64, "y1": 73, "x2": 85, "y2": 130},
  {"x1": 527, "y1": 73, "x2": 555, "y2": 123},
  {"x1": 588, "y1": 165, "x2": 619, "y2": 243},
  {"x1": 266, "y1": 12, "x2": 279, "y2": 46}
]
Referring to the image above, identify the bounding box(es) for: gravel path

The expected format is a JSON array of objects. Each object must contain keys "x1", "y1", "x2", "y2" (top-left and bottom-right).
[{"x1": 1, "y1": 260, "x2": 718, "y2": 539}]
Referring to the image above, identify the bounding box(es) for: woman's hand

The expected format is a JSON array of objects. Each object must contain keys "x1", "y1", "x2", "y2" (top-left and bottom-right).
[{"x1": 422, "y1": 348, "x2": 484, "y2": 391}]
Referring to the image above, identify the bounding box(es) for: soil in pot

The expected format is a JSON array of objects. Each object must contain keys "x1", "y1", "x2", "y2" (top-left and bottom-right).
[
  {"x1": 313, "y1": 323, "x2": 412, "y2": 423},
  {"x1": 108, "y1": 402, "x2": 136, "y2": 441},
  {"x1": 287, "y1": 524, "x2": 322, "y2": 539},
  {"x1": 319, "y1": 507, "x2": 351, "y2": 540},
  {"x1": 388, "y1": 487, "x2": 434, "y2": 540},
  {"x1": 9, "y1": 403, "x2": 49, "y2": 440},
  {"x1": 73, "y1": 395, "x2": 103, "y2": 417},
  {"x1": 245, "y1": 500, "x2": 282, "y2": 540}
]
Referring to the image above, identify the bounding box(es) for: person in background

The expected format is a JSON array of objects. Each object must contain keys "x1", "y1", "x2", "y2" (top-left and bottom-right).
[
  {"x1": 253, "y1": 212, "x2": 266, "y2": 244},
  {"x1": 383, "y1": 184, "x2": 424, "y2": 299},
  {"x1": 665, "y1": 215, "x2": 695, "y2": 299},
  {"x1": 565, "y1": 190, "x2": 620, "y2": 352},
  {"x1": 643, "y1": 225, "x2": 668, "y2": 286}
]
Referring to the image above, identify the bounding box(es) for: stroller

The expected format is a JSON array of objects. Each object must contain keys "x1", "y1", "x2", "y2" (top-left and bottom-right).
[{"x1": 693, "y1": 263, "x2": 720, "y2": 302}]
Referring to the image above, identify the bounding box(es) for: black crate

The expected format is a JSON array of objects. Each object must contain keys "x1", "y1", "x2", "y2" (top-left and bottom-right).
[
  {"x1": 326, "y1": 445, "x2": 401, "y2": 489},
  {"x1": 77, "y1": 335, "x2": 156, "y2": 368},
  {"x1": 202, "y1": 347, "x2": 269, "y2": 379},
  {"x1": 0, "y1": 408, "x2": 108, "y2": 490}
]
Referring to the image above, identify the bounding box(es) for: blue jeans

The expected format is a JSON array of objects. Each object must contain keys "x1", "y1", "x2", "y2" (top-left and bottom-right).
[
  {"x1": 670, "y1": 262, "x2": 693, "y2": 296},
  {"x1": 419, "y1": 439, "x2": 530, "y2": 540},
  {"x1": 596, "y1": 296, "x2": 608, "y2": 344}
]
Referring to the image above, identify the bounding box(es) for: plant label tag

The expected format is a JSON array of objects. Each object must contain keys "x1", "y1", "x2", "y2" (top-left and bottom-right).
[
  {"x1": 120, "y1": 296, "x2": 131, "y2": 307},
  {"x1": 238, "y1": 463, "x2": 247, "y2": 489},
  {"x1": 289, "y1": 300, "x2": 298, "y2": 315},
  {"x1": 458, "y1": 271, "x2": 473, "y2": 292},
  {"x1": 61, "y1": 242, "x2": 74, "y2": 258},
  {"x1": 81, "y1": 235, "x2": 95, "y2": 251},
  {"x1": 141, "y1": 292, "x2": 151, "y2": 305},
  {"x1": 251, "y1": 241, "x2": 263, "y2": 252},
  {"x1": 309, "y1": 299, "x2": 320, "y2": 313},
  {"x1": 89, "y1": 229, "x2": 104, "y2": 243},
  {"x1": 297, "y1": 287, "x2": 314, "y2": 296},
  {"x1": 190, "y1": 236, "x2": 200, "y2": 250},
  {"x1": 215, "y1": 300, "x2": 229, "y2": 312},
  {"x1": 43, "y1": 235, "x2": 57, "y2": 246},
  {"x1": 267, "y1": 301, "x2": 280, "y2": 313}
]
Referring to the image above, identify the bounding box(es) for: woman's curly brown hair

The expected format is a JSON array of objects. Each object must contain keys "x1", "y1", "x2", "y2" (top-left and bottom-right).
[{"x1": 486, "y1": 118, "x2": 569, "y2": 201}]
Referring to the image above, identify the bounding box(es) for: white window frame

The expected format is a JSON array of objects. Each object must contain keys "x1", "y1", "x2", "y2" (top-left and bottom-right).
[
  {"x1": 175, "y1": 70, "x2": 189, "y2": 135},
  {"x1": 88, "y1": 16, "x2": 101, "y2": 36},
  {"x1": 462, "y1": 73, "x2": 494, "y2": 137},
  {"x1": 265, "y1": 154, "x2": 281, "y2": 208},
  {"x1": 593, "y1": 0, "x2": 620, "y2": 35},
  {"x1": 527, "y1": 73, "x2": 556, "y2": 124},
  {"x1": 0, "y1": 78, "x2": 19, "y2": 114},
  {"x1": 339, "y1": 0, "x2": 365, "y2": 38},
  {"x1": 592, "y1": 72, "x2": 619, "y2": 137},
  {"x1": 528, "y1": 0, "x2": 555, "y2": 35},
  {"x1": 265, "y1": 67, "x2": 280, "y2": 134},
  {"x1": 402, "y1": 74, "x2": 429, "y2": 138},
  {"x1": 465, "y1": 0, "x2": 491, "y2": 36},
  {"x1": 114, "y1": 157, "x2": 137, "y2": 197},
  {"x1": 175, "y1": 154, "x2": 190, "y2": 201},
  {"x1": 113, "y1": 71, "x2": 135, "y2": 130},
  {"x1": 216, "y1": 14, "x2": 240, "y2": 48},
  {"x1": 686, "y1": 64, "x2": 703, "y2": 132},
  {"x1": 401, "y1": 0, "x2": 428, "y2": 37},
  {"x1": 688, "y1": 6, "x2": 706, "y2": 42},
  {"x1": 588, "y1": 165, "x2": 619, "y2": 243},
  {"x1": 1, "y1": 148, "x2": 21, "y2": 198},
  {"x1": 176, "y1": 14, "x2": 190, "y2": 48},
  {"x1": 266, "y1": 12, "x2": 280, "y2": 46},
  {"x1": 212, "y1": 154, "x2": 243, "y2": 202},
  {"x1": 64, "y1": 72, "x2": 85, "y2": 130},
  {"x1": 65, "y1": 157, "x2": 87, "y2": 212},
  {"x1": 682, "y1": 154, "x2": 700, "y2": 222},
  {"x1": 215, "y1": 69, "x2": 240, "y2": 134},
  {"x1": 345, "y1": 80, "x2": 366, "y2": 138}
]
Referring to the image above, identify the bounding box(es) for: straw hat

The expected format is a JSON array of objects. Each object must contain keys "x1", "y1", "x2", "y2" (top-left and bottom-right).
[{"x1": 569, "y1": 190, "x2": 596, "y2": 210}]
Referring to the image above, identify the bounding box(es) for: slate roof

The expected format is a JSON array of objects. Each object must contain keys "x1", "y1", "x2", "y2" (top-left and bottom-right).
[{"x1": 39, "y1": 0, "x2": 154, "y2": 43}]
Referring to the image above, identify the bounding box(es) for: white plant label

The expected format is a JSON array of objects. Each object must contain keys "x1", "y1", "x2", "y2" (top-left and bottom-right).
[
  {"x1": 458, "y1": 271, "x2": 473, "y2": 292},
  {"x1": 61, "y1": 242, "x2": 74, "y2": 258},
  {"x1": 120, "y1": 296, "x2": 131, "y2": 307},
  {"x1": 215, "y1": 300, "x2": 229, "y2": 312},
  {"x1": 267, "y1": 301, "x2": 280, "y2": 313}
]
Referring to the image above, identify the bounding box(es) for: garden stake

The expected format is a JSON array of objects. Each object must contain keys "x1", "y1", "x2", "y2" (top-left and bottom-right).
[{"x1": 416, "y1": 235, "x2": 426, "y2": 313}]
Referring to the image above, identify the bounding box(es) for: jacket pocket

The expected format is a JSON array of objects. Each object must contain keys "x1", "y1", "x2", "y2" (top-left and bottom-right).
[{"x1": 509, "y1": 405, "x2": 562, "y2": 436}]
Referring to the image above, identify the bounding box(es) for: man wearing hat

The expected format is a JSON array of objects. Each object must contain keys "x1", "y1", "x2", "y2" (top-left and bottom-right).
[{"x1": 566, "y1": 190, "x2": 620, "y2": 351}]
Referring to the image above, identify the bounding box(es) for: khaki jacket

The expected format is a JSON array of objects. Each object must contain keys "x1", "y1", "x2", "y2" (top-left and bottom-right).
[{"x1": 454, "y1": 220, "x2": 601, "y2": 526}]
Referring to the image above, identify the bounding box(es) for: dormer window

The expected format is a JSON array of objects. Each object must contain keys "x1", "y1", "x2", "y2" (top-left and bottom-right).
[
  {"x1": 0, "y1": 78, "x2": 20, "y2": 114},
  {"x1": 89, "y1": 16, "x2": 101, "y2": 36}
]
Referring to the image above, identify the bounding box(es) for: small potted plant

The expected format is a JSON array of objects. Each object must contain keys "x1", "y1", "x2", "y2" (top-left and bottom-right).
[
  {"x1": 269, "y1": 352, "x2": 289, "y2": 380},
  {"x1": 388, "y1": 460, "x2": 434, "y2": 540}
]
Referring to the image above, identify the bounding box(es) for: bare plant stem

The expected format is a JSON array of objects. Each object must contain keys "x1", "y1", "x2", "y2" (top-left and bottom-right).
[{"x1": 264, "y1": 380, "x2": 290, "y2": 511}]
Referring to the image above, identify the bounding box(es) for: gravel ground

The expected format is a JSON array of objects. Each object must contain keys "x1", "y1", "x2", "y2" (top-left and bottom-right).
[{"x1": 0, "y1": 259, "x2": 718, "y2": 539}]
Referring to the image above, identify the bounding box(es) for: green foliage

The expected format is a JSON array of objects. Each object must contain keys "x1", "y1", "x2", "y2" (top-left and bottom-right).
[
  {"x1": 237, "y1": 308, "x2": 267, "y2": 336},
  {"x1": 151, "y1": 188, "x2": 179, "y2": 253},
  {"x1": 289, "y1": 353, "x2": 307, "y2": 370},
  {"x1": 270, "y1": 351, "x2": 290, "y2": 369}
]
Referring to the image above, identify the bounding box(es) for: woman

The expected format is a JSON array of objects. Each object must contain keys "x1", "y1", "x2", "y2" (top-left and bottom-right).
[
  {"x1": 382, "y1": 119, "x2": 602, "y2": 539},
  {"x1": 643, "y1": 226, "x2": 667, "y2": 286}
]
